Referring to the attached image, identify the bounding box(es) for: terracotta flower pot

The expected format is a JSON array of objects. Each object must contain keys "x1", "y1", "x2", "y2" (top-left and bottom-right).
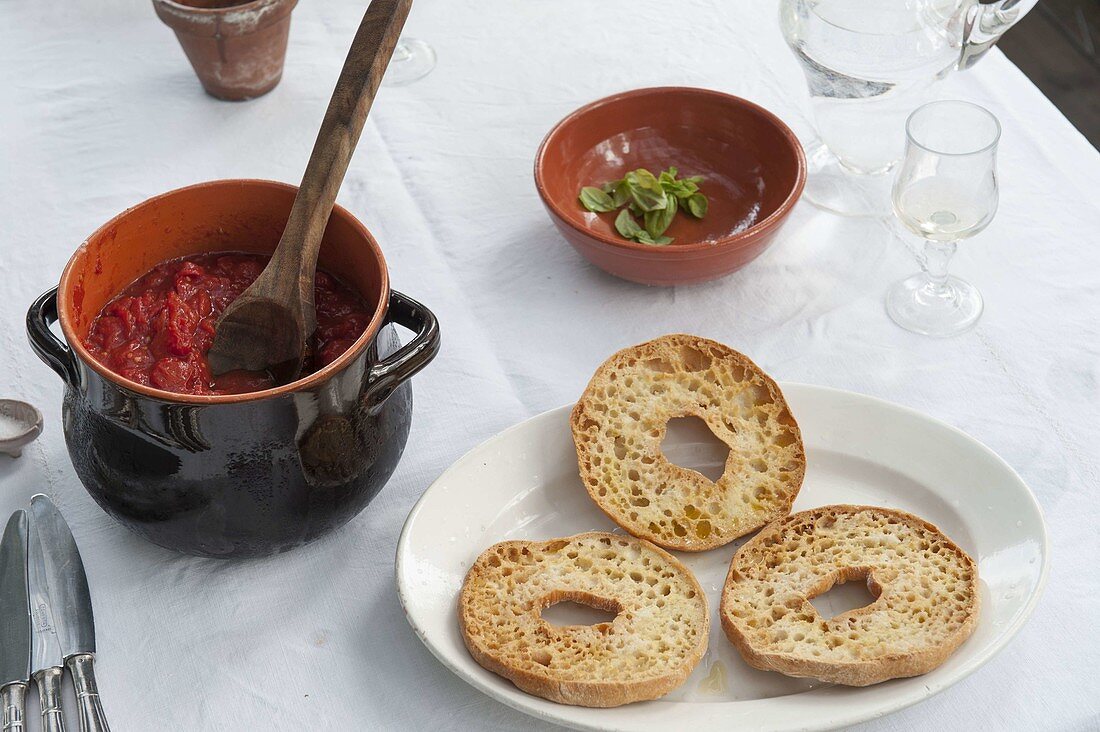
[{"x1": 153, "y1": 0, "x2": 298, "y2": 101}]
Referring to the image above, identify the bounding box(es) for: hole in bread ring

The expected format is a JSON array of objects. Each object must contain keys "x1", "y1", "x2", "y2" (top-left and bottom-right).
[
  {"x1": 540, "y1": 591, "x2": 622, "y2": 628},
  {"x1": 806, "y1": 567, "x2": 881, "y2": 620},
  {"x1": 458, "y1": 533, "x2": 710, "y2": 707},
  {"x1": 661, "y1": 415, "x2": 731, "y2": 483},
  {"x1": 720, "y1": 506, "x2": 980, "y2": 686},
  {"x1": 571, "y1": 335, "x2": 806, "y2": 551}
]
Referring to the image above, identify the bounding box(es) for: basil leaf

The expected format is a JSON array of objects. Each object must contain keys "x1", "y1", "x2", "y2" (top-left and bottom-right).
[
  {"x1": 615, "y1": 209, "x2": 644, "y2": 239},
  {"x1": 579, "y1": 186, "x2": 616, "y2": 212},
  {"x1": 644, "y1": 194, "x2": 678, "y2": 238},
  {"x1": 687, "y1": 192, "x2": 708, "y2": 218},
  {"x1": 624, "y1": 169, "x2": 668, "y2": 212},
  {"x1": 579, "y1": 166, "x2": 704, "y2": 243},
  {"x1": 664, "y1": 180, "x2": 697, "y2": 199},
  {"x1": 611, "y1": 180, "x2": 631, "y2": 208},
  {"x1": 635, "y1": 231, "x2": 674, "y2": 246}
]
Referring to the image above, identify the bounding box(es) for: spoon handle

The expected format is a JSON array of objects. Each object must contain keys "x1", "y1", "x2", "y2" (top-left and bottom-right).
[{"x1": 267, "y1": 0, "x2": 414, "y2": 303}]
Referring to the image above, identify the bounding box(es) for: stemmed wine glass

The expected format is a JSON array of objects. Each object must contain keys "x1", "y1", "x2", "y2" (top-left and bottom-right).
[
  {"x1": 886, "y1": 100, "x2": 1001, "y2": 337},
  {"x1": 383, "y1": 38, "x2": 436, "y2": 86}
]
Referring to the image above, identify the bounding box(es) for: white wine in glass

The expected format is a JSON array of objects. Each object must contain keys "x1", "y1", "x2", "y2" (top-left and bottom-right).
[
  {"x1": 895, "y1": 178, "x2": 995, "y2": 240},
  {"x1": 886, "y1": 100, "x2": 1000, "y2": 337}
]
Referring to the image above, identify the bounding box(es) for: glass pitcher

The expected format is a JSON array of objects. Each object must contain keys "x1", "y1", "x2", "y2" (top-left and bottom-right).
[{"x1": 780, "y1": 0, "x2": 1035, "y2": 216}]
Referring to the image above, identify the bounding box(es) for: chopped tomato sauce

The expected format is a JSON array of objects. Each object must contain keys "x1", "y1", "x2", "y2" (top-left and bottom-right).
[{"x1": 83, "y1": 253, "x2": 371, "y2": 396}]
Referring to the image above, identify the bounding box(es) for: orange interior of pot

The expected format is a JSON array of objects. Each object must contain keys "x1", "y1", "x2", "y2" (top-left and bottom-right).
[{"x1": 59, "y1": 179, "x2": 389, "y2": 397}]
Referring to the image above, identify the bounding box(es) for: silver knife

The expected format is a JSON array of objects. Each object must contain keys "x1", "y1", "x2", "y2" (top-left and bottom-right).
[
  {"x1": 28, "y1": 511, "x2": 66, "y2": 732},
  {"x1": 0, "y1": 511, "x2": 30, "y2": 732},
  {"x1": 30, "y1": 496, "x2": 110, "y2": 732}
]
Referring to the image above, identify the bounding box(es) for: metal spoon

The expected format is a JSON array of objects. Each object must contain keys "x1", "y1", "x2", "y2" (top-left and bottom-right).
[
  {"x1": 0, "y1": 400, "x2": 43, "y2": 458},
  {"x1": 207, "y1": 0, "x2": 413, "y2": 383}
]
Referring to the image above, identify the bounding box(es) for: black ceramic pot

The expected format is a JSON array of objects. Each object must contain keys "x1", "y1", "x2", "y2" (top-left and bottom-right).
[{"x1": 26, "y1": 180, "x2": 439, "y2": 558}]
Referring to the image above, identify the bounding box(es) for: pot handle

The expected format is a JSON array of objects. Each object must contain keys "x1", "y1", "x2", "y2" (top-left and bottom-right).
[
  {"x1": 26, "y1": 288, "x2": 80, "y2": 387},
  {"x1": 365, "y1": 290, "x2": 440, "y2": 406}
]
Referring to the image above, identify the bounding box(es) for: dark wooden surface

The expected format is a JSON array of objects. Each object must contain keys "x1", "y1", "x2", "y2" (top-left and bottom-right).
[{"x1": 999, "y1": 0, "x2": 1100, "y2": 148}]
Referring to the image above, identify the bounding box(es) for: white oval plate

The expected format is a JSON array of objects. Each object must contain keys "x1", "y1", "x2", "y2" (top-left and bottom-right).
[{"x1": 396, "y1": 384, "x2": 1048, "y2": 731}]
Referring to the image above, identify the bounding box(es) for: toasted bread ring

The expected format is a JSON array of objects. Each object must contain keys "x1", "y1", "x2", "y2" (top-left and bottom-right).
[
  {"x1": 720, "y1": 505, "x2": 980, "y2": 686},
  {"x1": 571, "y1": 334, "x2": 805, "y2": 551},
  {"x1": 458, "y1": 532, "x2": 709, "y2": 707}
]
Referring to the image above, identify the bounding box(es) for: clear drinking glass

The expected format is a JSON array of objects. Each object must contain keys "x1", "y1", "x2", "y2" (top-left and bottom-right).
[
  {"x1": 886, "y1": 100, "x2": 1000, "y2": 336},
  {"x1": 779, "y1": 0, "x2": 1033, "y2": 218},
  {"x1": 383, "y1": 38, "x2": 436, "y2": 86}
]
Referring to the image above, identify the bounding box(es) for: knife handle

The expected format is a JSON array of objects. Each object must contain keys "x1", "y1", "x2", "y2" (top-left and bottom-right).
[
  {"x1": 0, "y1": 682, "x2": 26, "y2": 732},
  {"x1": 34, "y1": 667, "x2": 65, "y2": 732},
  {"x1": 67, "y1": 655, "x2": 109, "y2": 732}
]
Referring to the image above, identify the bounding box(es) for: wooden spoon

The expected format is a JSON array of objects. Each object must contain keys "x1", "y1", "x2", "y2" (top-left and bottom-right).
[{"x1": 207, "y1": 0, "x2": 414, "y2": 382}]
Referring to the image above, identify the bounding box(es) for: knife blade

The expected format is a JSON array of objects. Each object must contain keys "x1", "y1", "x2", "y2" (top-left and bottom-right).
[
  {"x1": 0, "y1": 510, "x2": 30, "y2": 732},
  {"x1": 30, "y1": 495, "x2": 110, "y2": 732},
  {"x1": 29, "y1": 511, "x2": 66, "y2": 732}
]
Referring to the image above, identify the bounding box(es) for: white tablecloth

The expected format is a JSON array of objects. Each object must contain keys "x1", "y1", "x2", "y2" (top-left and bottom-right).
[{"x1": 2, "y1": 1, "x2": 1098, "y2": 730}]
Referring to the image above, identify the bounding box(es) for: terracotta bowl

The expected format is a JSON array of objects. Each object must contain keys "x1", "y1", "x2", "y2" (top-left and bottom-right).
[{"x1": 535, "y1": 87, "x2": 806, "y2": 286}]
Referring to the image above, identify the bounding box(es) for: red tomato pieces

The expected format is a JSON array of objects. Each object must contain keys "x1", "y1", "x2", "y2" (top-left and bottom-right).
[{"x1": 84, "y1": 252, "x2": 371, "y2": 396}]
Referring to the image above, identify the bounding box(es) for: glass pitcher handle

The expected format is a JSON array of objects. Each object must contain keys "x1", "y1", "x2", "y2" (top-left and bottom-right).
[{"x1": 959, "y1": 0, "x2": 1039, "y2": 70}]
